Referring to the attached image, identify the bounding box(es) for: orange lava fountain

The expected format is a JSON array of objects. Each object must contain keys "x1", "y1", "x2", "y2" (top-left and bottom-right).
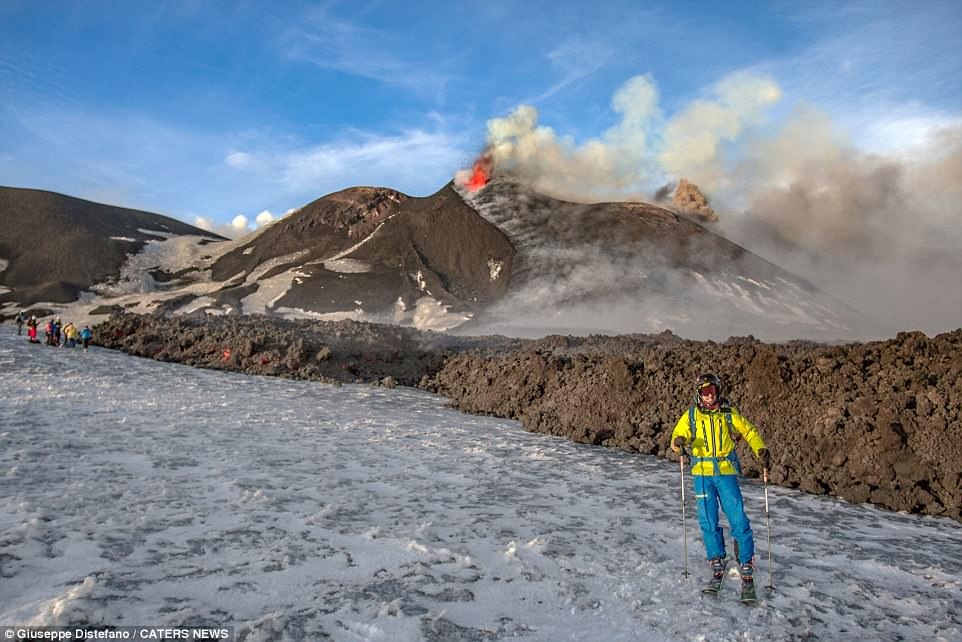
[{"x1": 465, "y1": 153, "x2": 492, "y2": 191}]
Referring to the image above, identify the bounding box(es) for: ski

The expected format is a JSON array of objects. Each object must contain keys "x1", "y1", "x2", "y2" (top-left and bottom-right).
[
  {"x1": 701, "y1": 558, "x2": 728, "y2": 596},
  {"x1": 739, "y1": 577, "x2": 758, "y2": 604},
  {"x1": 738, "y1": 562, "x2": 758, "y2": 604}
]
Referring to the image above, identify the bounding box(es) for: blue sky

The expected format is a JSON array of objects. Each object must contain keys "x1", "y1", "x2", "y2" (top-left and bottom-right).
[{"x1": 2, "y1": 0, "x2": 960, "y2": 236}]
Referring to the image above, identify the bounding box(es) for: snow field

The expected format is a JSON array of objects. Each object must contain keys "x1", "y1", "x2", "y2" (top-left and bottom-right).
[{"x1": 1, "y1": 326, "x2": 960, "y2": 641}]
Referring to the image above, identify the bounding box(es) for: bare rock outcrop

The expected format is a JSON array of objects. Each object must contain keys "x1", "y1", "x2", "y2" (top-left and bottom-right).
[{"x1": 93, "y1": 312, "x2": 450, "y2": 387}]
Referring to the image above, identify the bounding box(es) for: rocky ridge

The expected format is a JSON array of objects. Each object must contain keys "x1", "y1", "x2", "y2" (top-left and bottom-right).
[{"x1": 90, "y1": 312, "x2": 962, "y2": 521}]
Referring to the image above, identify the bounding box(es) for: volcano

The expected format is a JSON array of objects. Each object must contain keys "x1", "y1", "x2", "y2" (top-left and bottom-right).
[{"x1": 0, "y1": 179, "x2": 863, "y2": 340}]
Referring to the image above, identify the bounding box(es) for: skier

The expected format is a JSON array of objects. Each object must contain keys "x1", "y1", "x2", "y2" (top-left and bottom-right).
[
  {"x1": 670, "y1": 373, "x2": 771, "y2": 601},
  {"x1": 15, "y1": 310, "x2": 25, "y2": 335}
]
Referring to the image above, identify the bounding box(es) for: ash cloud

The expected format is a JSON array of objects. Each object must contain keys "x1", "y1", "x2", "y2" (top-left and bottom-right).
[
  {"x1": 472, "y1": 72, "x2": 962, "y2": 337},
  {"x1": 724, "y1": 116, "x2": 962, "y2": 337}
]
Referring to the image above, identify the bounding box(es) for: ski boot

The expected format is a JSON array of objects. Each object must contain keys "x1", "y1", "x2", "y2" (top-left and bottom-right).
[{"x1": 701, "y1": 556, "x2": 728, "y2": 595}]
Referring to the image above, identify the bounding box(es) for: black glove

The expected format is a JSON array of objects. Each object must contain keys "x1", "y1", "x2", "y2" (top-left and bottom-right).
[
  {"x1": 673, "y1": 436, "x2": 691, "y2": 464},
  {"x1": 758, "y1": 448, "x2": 771, "y2": 469}
]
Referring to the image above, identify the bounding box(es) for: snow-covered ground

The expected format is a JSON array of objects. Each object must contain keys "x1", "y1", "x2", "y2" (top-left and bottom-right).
[{"x1": 1, "y1": 325, "x2": 959, "y2": 641}]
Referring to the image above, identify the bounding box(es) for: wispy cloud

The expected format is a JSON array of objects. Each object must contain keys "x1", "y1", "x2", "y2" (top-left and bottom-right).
[
  {"x1": 3, "y1": 58, "x2": 474, "y2": 239},
  {"x1": 278, "y1": 5, "x2": 450, "y2": 95},
  {"x1": 0, "y1": 100, "x2": 196, "y2": 208},
  {"x1": 0, "y1": 48, "x2": 85, "y2": 122},
  {"x1": 756, "y1": 1, "x2": 962, "y2": 151},
  {"x1": 526, "y1": 36, "x2": 612, "y2": 105},
  {"x1": 258, "y1": 128, "x2": 469, "y2": 195}
]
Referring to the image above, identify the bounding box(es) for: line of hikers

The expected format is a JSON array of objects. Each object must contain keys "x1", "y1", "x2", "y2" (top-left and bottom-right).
[{"x1": 14, "y1": 311, "x2": 93, "y2": 351}]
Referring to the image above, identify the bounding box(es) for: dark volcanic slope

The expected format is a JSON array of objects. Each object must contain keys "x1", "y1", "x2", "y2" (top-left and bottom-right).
[
  {"x1": 459, "y1": 178, "x2": 857, "y2": 339},
  {"x1": 282, "y1": 183, "x2": 515, "y2": 311},
  {"x1": 3, "y1": 179, "x2": 862, "y2": 340},
  {"x1": 211, "y1": 183, "x2": 515, "y2": 319},
  {"x1": 209, "y1": 186, "x2": 409, "y2": 282},
  {"x1": 207, "y1": 176, "x2": 857, "y2": 336},
  {"x1": 0, "y1": 186, "x2": 224, "y2": 304},
  {"x1": 465, "y1": 178, "x2": 766, "y2": 282}
]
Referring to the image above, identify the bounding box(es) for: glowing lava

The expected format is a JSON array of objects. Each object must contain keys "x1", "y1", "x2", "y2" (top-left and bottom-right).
[{"x1": 465, "y1": 154, "x2": 492, "y2": 191}]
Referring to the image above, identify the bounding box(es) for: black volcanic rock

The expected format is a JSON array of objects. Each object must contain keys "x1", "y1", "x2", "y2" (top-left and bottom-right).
[
  {"x1": 209, "y1": 186, "x2": 409, "y2": 283},
  {"x1": 427, "y1": 329, "x2": 962, "y2": 520}
]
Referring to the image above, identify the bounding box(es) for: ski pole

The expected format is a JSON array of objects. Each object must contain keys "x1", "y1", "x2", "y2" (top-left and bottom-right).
[
  {"x1": 763, "y1": 467, "x2": 774, "y2": 592},
  {"x1": 680, "y1": 448, "x2": 690, "y2": 577}
]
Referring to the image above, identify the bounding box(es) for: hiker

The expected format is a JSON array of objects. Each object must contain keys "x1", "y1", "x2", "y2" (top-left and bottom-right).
[
  {"x1": 63, "y1": 322, "x2": 78, "y2": 347},
  {"x1": 80, "y1": 325, "x2": 93, "y2": 351},
  {"x1": 15, "y1": 310, "x2": 25, "y2": 335},
  {"x1": 27, "y1": 316, "x2": 40, "y2": 343},
  {"x1": 670, "y1": 373, "x2": 771, "y2": 592}
]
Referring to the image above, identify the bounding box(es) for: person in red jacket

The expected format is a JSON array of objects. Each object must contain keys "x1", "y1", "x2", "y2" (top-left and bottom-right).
[{"x1": 26, "y1": 316, "x2": 40, "y2": 343}]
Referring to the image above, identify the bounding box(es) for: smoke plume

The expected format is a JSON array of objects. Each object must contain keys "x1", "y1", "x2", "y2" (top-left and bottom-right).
[
  {"x1": 727, "y1": 118, "x2": 962, "y2": 336},
  {"x1": 470, "y1": 72, "x2": 962, "y2": 337},
  {"x1": 478, "y1": 75, "x2": 662, "y2": 202}
]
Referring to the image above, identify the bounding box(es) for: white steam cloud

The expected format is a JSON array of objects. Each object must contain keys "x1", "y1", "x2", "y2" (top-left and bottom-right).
[
  {"x1": 483, "y1": 71, "x2": 782, "y2": 202},
  {"x1": 476, "y1": 71, "x2": 962, "y2": 337},
  {"x1": 194, "y1": 209, "x2": 279, "y2": 240},
  {"x1": 658, "y1": 71, "x2": 781, "y2": 193},
  {"x1": 483, "y1": 75, "x2": 663, "y2": 202}
]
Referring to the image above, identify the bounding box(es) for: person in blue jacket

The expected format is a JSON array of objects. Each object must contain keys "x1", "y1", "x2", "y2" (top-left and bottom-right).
[{"x1": 80, "y1": 325, "x2": 93, "y2": 351}]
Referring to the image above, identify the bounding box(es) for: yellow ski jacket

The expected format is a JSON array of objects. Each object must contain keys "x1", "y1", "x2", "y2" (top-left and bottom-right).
[{"x1": 670, "y1": 402, "x2": 766, "y2": 476}]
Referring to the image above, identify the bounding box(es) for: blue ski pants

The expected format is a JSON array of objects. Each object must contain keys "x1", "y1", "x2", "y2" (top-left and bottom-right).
[{"x1": 694, "y1": 473, "x2": 754, "y2": 564}]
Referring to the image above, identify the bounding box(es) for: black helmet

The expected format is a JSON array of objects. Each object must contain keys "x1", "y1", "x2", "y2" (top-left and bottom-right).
[
  {"x1": 696, "y1": 373, "x2": 722, "y2": 394},
  {"x1": 695, "y1": 373, "x2": 722, "y2": 406}
]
